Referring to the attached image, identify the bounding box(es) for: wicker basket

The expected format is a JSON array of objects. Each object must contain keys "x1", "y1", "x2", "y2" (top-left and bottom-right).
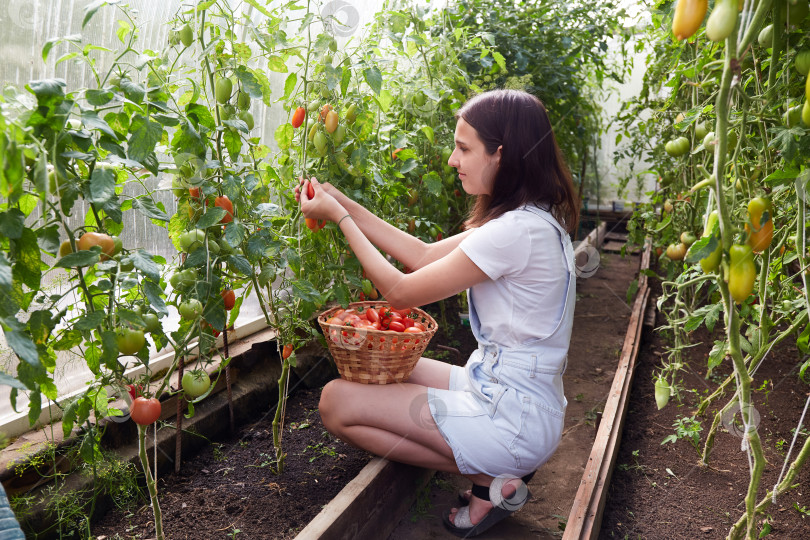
[{"x1": 317, "y1": 302, "x2": 438, "y2": 384}]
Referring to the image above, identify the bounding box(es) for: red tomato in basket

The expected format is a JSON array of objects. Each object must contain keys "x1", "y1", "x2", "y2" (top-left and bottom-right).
[
  {"x1": 388, "y1": 321, "x2": 406, "y2": 332},
  {"x1": 365, "y1": 309, "x2": 380, "y2": 324},
  {"x1": 343, "y1": 316, "x2": 363, "y2": 327},
  {"x1": 402, "y1": 318, "x2": 415, "y2": 328},
  {"x1": 333, "y1": 309, "x2": 345, "y2": 319},
  {"x1": 404, "y1": 326, "x2": 422, "y2": 333},
  {"x1": 325, "y1": 316, "x2": 343, "y2": 325},
  {"x1": 393, "y1": 308, "x2": 412, "y2": 318},
  {"x1": 413, "y1": 321, "x2": 427, "y2": 331},
  {"x1": 379, "y1": 307, "x2": 393, "y2": 319}
]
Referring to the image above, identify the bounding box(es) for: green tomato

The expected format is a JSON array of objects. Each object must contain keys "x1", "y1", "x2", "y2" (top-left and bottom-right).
[
  {"x1": 179, "y1": 229, "x2": 206, "y2": 253},
  {"x1": 757, "y1": 24, "x2": 773, "y2": 48},
  {"x1": 333, "y1": 124, "x2": 346, "y2": 145},
  {"x1": 179, "y1": 24, "x2": 194, "y2": 47},
  {"x1": 172, "y1": 176, "x2": 186, "y2": 198},
  {"x1": 182, "y1": 370, "x2": 211, "y2": 398},
  {"x1": 784, "y1": 104, "x2": 803, "y2": 127},
  {"x1": 694, "y1": 122, "x2": 708, "y2": 140},
  {"x1": 142, "y1": 313, "x2": 161, "y2": 333},
  {"x1": 664, "y1": 136, "x2": 690, "y2": 157},
  {"x1": 237, "y1": 110, "x2": 254, "y2": 131},
  {"x1": 413, "y1": 91, "x2": 427, "y2": 107},
  {"x1": 796, "y1": 50, "x2": 810, "y2": 76},
  {"x1": 654, "y1": 377, "x2": 670, "y2": 410},
  {"x1": 116, "y1": 328, "x2": 146, "y2": 355},
  {"x1": 345, "y1": 103, "x2": 357, "y2": 124},
  {"x1": 218, "y1": 238, "x2": 234, "y2": 255},
  {"x1": 206, "y1": 238, "x2": 220, "y2": 256},
  {"x1": 237, "y1": 90, "x2": 251, "y2": 110},
  {"x1": 178, "y1": 299, "x2": 203, "y2": 320},
  {"x1": 111, "y1": 236, "x2": 123, "y2": 256},
  {"x1": 703, "y1": 131, "x2": 715, "y2": 150},
  {"x1": 215, "y1": 77, "x2": 233, "y2": 104},
  {"x1": 313, "y1": 132, "x2": 328, "y2": 156}
]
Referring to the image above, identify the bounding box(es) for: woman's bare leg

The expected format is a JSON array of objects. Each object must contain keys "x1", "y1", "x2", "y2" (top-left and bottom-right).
[
  {"x1": 404, "y1": 356, "x2": 453, "y2": 389},
  {"x1": 319, "y1": 378, "x2": 459, "y2": 472}
]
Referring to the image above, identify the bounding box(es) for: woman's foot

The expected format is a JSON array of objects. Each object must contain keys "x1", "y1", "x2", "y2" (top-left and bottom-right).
[{"x1": 447, "y1": 479, "x2": 519, "y2": 527}]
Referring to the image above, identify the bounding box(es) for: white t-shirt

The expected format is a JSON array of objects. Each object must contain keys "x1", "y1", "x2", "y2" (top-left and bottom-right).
[{"x1": 459, "y1": 206, "x2": 569, "y2": 347}]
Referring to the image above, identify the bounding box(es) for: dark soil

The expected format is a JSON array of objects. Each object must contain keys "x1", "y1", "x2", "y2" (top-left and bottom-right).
[
  {"x1": 92, "y1": 296, "x2": 477, "y2": 540},
  {"x1": 92, "y1": 387, "x2": 371, "y2": 539},
  {"x1": 600, "y1": 276, "x2": 810, "y2": 539}
]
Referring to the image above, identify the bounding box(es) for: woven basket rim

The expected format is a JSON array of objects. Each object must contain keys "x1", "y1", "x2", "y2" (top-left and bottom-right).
[{"x1": 317, "y1": 301, "x2": 438, "y2": 337}]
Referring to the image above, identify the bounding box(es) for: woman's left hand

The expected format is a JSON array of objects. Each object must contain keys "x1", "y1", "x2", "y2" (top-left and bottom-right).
[{"x1": 298, "y1": 177, "x2": 347, "y2": 223}]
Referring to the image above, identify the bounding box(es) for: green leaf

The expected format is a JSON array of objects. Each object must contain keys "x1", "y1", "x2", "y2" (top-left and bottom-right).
[
  {"x1": 28, "y1": 78, "x2": 66, "y2": 98},
  {"x1": 82, "y1": 0, "x2": 107, "y2": 28},
  {"x1": 324, "y1": 65, "x2": 342, "y2": 91},
  {"x1": 0, "y1": 371, "x2": 26, "y2": 390},
  {"x1": 131, "y1": 250, "x2": 160, "y2": 280},
  {"x1": 226, "y1": 254, "x2": 252, "y2": 276},
  {"x1": 128, "y1": 115, "x2": 162, "y2": 174},
  {"x1": 196, "y1": 207, "x2": 228, "y2": 229},
  {"x1": 685, "y1": 234, "x2": 718, "y2": 264},
  {"x1": 74, "y1": 310, "x2": 106, "y2": 331},
  {"x1": 421, "y1": 172, "x2": 443, "y2": 196},
  {"x1": 798, "y1": 323, "x2": 810, "y2": 355},
  {"x1": 81, "y1": 110, "x2": 117, "y2": 138},
  {"x1": 223, "y1": 128, "x2": 242, "y2": 161},
  {"x1": 267, "y1": 55, "x2": 287, "y2": 72},
  {"x1": 0, "y1": 209, "x2": 26, "y2": 239},
  {"x1": 28, "y1": 391, "x2": 41, "y2": 426},
  {"x1": 235, "y1": 67, "x2": 262, "y2": 98},
  {"x1": 275, "y1": 123, "x2": 294, "y2": 149},
  {"x1": 143, "y1": 279, "x2": 168, "y2": 316},
  {"x1": 55, "y1": 250, "x2": 100, "y2": 268},
  {"x1": 420, "y1": 125, "x2": 435, "y2": 144},
  {"x1": 133, "y1": 196, "x2": 170, "y2": 221},
  {"x1": 283, "y1": 73, "x2": 297, "y2": 100},
  {"x1": 53, "y1": 329, "x2": 83, "y2": 351},
  {"x1": 186, "y1": 103, "x2": 216, "y2": 130},
  {"x1": 4, "y1": 326, "x2": 40, "y2": 367},
  {"x1": 363, "y1": 66, "x2": 382, "y2": 95},
  {"x1": 42, "y1": 38, "x2": 59, "y2": 62},
  {"x1": 89, "y1": 168, "x2": 116, "y2": 204},
  {"x1": 15, "y1": 228, "x2": 41, "y2": 290},
  {"x1": 120, "y1": 79, "x2": 144, "y2": 103},
  {"x1": 86, "y1": 89, "x2": 114, "y2": 106}
]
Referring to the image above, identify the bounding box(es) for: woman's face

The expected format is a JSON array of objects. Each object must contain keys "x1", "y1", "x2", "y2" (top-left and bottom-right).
[{"x1": 448, "y1": 118, "x2": 501, "y2": 196}]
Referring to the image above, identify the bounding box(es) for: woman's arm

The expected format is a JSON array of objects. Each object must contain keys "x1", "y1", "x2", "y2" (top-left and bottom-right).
[
  {"x1": 317, "y1": 179, "x2": 473, "y2": 270},
  {"x1": 338, "y1": 217, "x2": 488, "y2": 309},
  {"x1": 298, "y1": 178, "x2": 488, "y2": 309}
]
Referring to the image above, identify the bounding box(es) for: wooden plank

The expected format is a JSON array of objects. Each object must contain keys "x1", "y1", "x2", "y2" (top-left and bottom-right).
[
  {"x1": 295, "y1": 458, "x2": 433, "y2": 540},
  {"x1": 563, "y1": 239, "x2": 652, "y2": 540}
]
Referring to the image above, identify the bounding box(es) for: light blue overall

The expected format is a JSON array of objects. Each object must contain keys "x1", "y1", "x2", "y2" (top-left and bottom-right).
[{"x1": 428, "y1": 205, "x2": 576, "y2": 477}]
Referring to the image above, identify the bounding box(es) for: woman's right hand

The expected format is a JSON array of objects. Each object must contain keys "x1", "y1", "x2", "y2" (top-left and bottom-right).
[{"x1": 294, "y1": 177, "x2": 342, "y2": 203}]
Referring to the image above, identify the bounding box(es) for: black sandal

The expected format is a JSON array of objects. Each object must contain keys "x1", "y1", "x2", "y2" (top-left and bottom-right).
[
  {"x1": 443, "y1": 475, "x2": 533, "y2": 537},
  {"x1": 456, "y1": 470, "x2": 536, "y2": 505}
]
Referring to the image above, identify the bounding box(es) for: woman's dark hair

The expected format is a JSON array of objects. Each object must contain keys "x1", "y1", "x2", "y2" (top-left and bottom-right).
[{"x1": 456, "y1": 89, "x2": 579, "y2": 234}]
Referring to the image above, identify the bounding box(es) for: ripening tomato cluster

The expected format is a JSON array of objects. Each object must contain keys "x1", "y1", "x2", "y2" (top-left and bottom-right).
[{"x1": 324, "y1": 306, "x2": 427, "y2": 333}]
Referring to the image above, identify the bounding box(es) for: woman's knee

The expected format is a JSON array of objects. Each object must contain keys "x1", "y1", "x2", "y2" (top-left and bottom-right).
[{"x1": 318, "y1": 379, "x2": 346, "y2": 432}]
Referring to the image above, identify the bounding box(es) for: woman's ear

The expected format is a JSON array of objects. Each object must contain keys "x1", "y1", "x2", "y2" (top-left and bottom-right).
[{"x1": 495, "y1": 145, "x2": 503, "y2": 166}]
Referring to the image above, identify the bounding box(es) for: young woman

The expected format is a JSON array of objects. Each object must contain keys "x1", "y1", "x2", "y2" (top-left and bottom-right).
[{"x1": 296, "y1": 89, "x2": 578, "y2": 537}]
